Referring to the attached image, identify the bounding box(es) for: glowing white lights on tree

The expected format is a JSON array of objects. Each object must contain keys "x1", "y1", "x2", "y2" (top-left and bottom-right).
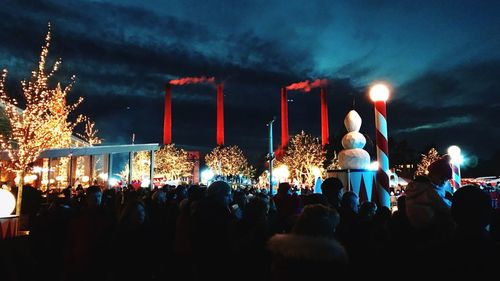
[
  {"x1": 0, "y1": 23, "x2": 84, "y2": 215},
  {"x1": 205, "y1": 145, "x2": 254, "y2": 179},
  {"x1": 415, "y1": 148, "x2": 441, "y2": 177},
  {"x1": 155, "y1": 144, "x2": 194, "y2": 180},
  {"x1": 77, "y1": 118, "x2": 102, "y2": 146},
  {"x1": 281, "y1": 131, "x2": 325, "y2": 186},
  {"x1": 121, "y1": 144, "x2": 194, "y2": 182}
]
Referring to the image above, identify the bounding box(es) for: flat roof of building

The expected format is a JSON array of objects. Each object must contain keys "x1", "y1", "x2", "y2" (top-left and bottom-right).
[{"x1": 36, "y1": 143, "x2": 160, "y2": 158}]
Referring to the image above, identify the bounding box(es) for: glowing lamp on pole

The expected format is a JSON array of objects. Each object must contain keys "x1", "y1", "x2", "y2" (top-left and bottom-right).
[
  {"x1": 447, "y1": 145, "x2": 463, "y2": 191},
  {"x1": 369, "y1": 83, "x2": 391, "y2": 208}
]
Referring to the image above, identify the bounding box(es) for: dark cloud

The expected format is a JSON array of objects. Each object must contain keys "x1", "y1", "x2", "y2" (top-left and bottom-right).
[
  {"x1": 397, "y1": 60, "x2": 500, "y2": 108},
  {"x1": 388, "y1": 60, "x2": 500, "y2": 159},
  {"x1": 1, "y1": 0, "x2": 499, "y2": 174}
]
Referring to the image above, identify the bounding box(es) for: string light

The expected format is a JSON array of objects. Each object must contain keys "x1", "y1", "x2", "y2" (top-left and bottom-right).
[
  {"x1": 155, "y1": 144, "x2": 194, "y2": 180},
  {"x1": 205, "y1": 145, "x2": 254, "y2": 178},
  {"x1": 415, "y1": 148, "x2": 441, "y2": 177},
  {"x1": 77, "y1": 118, "x2": 102, "y2": 146},
  {"x1": 0, "y1": 23, "x2": 85, "y2": 214},
  {"x1": 121, "y1": 144, "x2": 194, "y2": 182},
  {"x1": 280, "y1": 131, "x2": 325, "y2": 186}
]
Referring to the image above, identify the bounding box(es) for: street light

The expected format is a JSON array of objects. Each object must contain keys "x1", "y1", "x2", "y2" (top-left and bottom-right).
[
  {"x1": 447, "y1": 145, "x2": 463, "y2": 191},
  {"x1": 369, "y1": 83, "x2": 390, "y2": 102},
  {"x1": 267, "y1": 117, "x2": 276, "y2": 195},
  {"x1": 369, "y1": 83, "x2": 391, "y2": 208}
]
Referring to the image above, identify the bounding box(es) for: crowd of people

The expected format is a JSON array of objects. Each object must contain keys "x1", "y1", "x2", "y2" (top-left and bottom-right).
[{"x1": 0, "y1": 156, "x2": 499, "y2": 280}]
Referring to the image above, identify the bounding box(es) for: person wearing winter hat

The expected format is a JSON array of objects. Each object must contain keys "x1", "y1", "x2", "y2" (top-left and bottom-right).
[
  {"x1": 405, "y1": 155, "x2": 455, "y2": 231},
  {"x1": 427, "y1": 154, "x2": 454, "y2": 205}
]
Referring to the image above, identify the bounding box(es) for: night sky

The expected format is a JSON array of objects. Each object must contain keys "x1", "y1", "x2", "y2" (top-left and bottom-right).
[{"x1": 1, "y1": 0, "x2": 499, "y2": 175}]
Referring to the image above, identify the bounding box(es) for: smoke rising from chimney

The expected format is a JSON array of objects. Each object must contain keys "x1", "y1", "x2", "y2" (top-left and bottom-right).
[
  {"x1": 169, "y1": 76, "x2": 215, "y2": 86},
  {"x1": 286, "y1": 79, "x2": 327, "y2": 92}
]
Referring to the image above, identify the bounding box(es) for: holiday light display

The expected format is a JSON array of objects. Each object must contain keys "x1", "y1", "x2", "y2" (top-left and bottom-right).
[
  {"x1": 155, "y1": 144, "x2": 194, "y2": 180},
  {"x1": 0, "y1": 23, "x2": 84, "y2": 214},
  {"x1": 281, "y1": 131, "x2": 325, "y2": 186},
  {"x1": 78, "y1": 118, "x2": 102, "y2": 146},
  {"x1": 415, "y1": 148, "x2": 441, "y2": 177},
  {"x1": 122, "y1": 144, "x2": 194, "y2": 182},
  {"x1": 205, "y1": 145, "x2": 254, "y2": 179}
]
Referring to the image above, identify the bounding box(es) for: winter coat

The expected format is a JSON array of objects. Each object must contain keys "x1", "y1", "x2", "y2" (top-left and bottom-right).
[{"x1": 405, "y1": 176, "x2": 453, "y2": 230}]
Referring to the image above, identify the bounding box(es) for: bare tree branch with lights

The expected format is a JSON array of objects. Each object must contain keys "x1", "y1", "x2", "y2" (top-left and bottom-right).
[
  {"x1": 205, "y1": 145, "x2": 254, "y2": 180},
  {"x1": 282, "y1": 131, "x2": 325, "y2": 186},
  {"x1": 77, "y1": 118, "x2": 102, "y2": 146},
  {"x1": 0, "y1": 23, "x2": 84, "y2": 215},
  {"x1": 415, "y1": 148, "x2": 441, "y2": 177}
]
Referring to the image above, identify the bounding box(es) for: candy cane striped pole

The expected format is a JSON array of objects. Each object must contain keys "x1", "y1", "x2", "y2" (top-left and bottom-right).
[
  {"x1": 370, "y1": 84, "x2": 391, "y2": 208},
  {"x1": 447, "y1": 145, "x2": 462, "y2": 191},
  {"x1": 451, "y1": 163, "x2": 461, "y2": 191}
]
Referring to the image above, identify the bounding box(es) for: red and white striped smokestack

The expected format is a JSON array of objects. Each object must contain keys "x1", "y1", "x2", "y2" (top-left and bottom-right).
[
  {"x1": 163, "y1": 84, "x2": 172, "y2": 145},
  {"x1": 320, "y1": 87, "x2": 329, "y2": 146},
  {"x1": 281, "y1": 87, "x2": 289, "y2": 148},
  {"x1": 216, "y1": 83, "x2": 224, "y2": 146}
]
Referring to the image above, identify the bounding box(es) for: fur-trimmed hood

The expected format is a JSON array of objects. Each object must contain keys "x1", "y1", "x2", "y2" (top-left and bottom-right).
[{"x1": 267, "y1": 234, "x2": 348, "y2": 263}]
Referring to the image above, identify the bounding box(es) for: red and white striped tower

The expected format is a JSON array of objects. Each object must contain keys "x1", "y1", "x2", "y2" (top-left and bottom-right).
[
  {"x1": 216, "y1": 83, "x2": 224, "y2": 146},
  {"x1": 163, "y1": 84, "x2": 172, "y2": 145},
  {"x1": 369, "y1": 83, "x2": 391, "y2": 208},
  {"x1": 447, "y1": 145, "x2": 462, "y2": 191},
  {"x1": 281, "y1": 87, "x2": 289, "y2": 148},
  {"x1": 320, "y1": 87, "x2": 329, "y2": 146}
]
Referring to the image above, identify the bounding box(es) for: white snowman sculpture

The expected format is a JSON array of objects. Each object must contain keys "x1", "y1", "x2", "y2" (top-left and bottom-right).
[{"x1": 338, "y1": 110, "x2": 370, "y2": 169}]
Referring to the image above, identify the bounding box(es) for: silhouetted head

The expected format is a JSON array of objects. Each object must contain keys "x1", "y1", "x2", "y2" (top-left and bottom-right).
[
  {"x1": 428, "y1": 155, "x2": 452, "y2": 186},
  {"x1": 340, "y1": 191, "x2": 359, "y2": 213},
  {"x1": 359, "y1": 201, "x2": 377, "y2": 219},
  {"x1": 207, "y1": 181, "x2": 232, "y2": 207},
  {"x1": 119, "y1": 199, "x2": 147, "y2": 229},
  {"x1": 321, "y1": 177, "x2": 344, "y2": 209},
  {"x1": 292, "y1": 204, "x2": 340, "y2": 238},
  {"x1": 63, "y1": 186, "x2": 72, "y2": 199},
  {"x1": 151, "y1": 189, "x2": 166, "y2": 205},
  {"x1": 86, "y1": 185, "x2": 102, "y2": 208},
  {"x1": 278, "y1": 182, "x2": 292, "y2": 195},
  {"x1": 451, "y1": 185, "x2": 492, "y2": 229}
]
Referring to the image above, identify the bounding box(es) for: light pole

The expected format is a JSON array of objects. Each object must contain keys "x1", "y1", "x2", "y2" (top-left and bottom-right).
[
  {"x1": 447, "y1": 145, "x2": 463, "y2": 191},
  {"x1": 369, "y1": 83, "x2": 391, "y2": 208},
  {"x1": 267, "y1": 118, "x2": 276, "y2": 195}
]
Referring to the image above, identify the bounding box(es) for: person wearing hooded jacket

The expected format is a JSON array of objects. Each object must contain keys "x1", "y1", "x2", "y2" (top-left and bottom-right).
[{"x1": 405, "y1": 155, "x2": 455, "y2": 231}]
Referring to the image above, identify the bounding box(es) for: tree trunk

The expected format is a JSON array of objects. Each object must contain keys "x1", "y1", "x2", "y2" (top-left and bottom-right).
[{"x1": 15, "y1": 171, "x2": 25, "y2": 216}]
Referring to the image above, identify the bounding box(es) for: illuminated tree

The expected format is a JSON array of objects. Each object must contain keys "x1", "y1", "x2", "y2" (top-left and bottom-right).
[
  {"x1": 326, "y1": 150, "x2": 341, "y2": 170},
  {"x1": 121, "y1": 145, "x2": 194, "y2": 182},
  {"x1": 129, "y1": 151, "x2": 151, "y2": 181},
  {"x1": 205, "y1": 145, "x2": 254, "y2": 179},
  {"x1": 415, "y1": 148, "x2": 440, "y2": 177},
  {"x1": 0, "y1": 23, "x2": 84, "y2": 215},
  {"x1": 282, "y1": 131, "x2": 325, "y2": 186},
  {"x1": 78, "y1": 118, "x2": 102, "y2": 146},
  {"x1": 155, "y1": 144, "x2": 194, "y2": 180}
]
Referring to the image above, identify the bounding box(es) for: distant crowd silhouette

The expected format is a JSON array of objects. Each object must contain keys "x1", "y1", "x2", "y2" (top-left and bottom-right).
[{"x1": 1, "y1": 158, "x2": 499, "y2": 281}]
